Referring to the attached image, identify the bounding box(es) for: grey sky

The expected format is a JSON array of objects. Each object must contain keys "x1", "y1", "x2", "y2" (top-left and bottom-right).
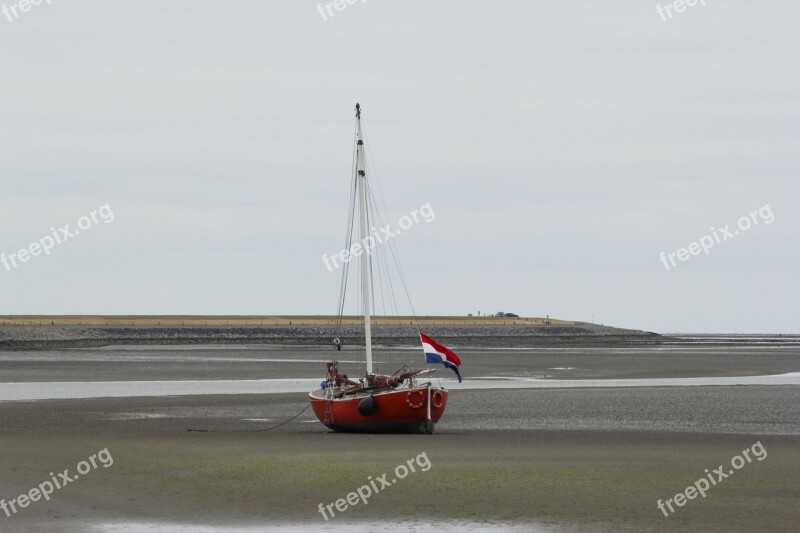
[{"x1": 1, "y1": 1, "x2": 798, "y2": 333}]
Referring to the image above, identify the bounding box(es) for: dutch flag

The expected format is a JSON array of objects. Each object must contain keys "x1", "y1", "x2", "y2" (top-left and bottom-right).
[{"x1": 420, "y1": 333, "x2": 463, "y2": 382}]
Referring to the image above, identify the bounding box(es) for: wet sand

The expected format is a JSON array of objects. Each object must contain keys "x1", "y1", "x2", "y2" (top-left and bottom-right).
[
  {"x1": 3, "y1": 340, "x2": 800, "y2": 382},
  {"x1": 1, "y1": 340, "x2": 799, "y2": 531}
]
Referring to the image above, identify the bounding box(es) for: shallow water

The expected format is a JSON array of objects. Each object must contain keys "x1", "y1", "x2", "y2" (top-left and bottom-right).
[
  {"x1": 2, "y1": 373, "x2": 799, "y2": 402},
  {"x1": 83, "y1": 520, "x2": 571, "y2": 532}
]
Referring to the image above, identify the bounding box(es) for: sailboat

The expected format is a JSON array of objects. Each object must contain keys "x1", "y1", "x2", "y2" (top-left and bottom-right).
[{"x1": 308, "y1": 103, "x2": 456, "y2": 434}]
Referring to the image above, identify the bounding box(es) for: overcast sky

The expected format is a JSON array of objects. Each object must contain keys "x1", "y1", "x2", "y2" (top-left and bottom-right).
[{"x1": 1, "y1": 1, "x2": 798, "y2": 333}]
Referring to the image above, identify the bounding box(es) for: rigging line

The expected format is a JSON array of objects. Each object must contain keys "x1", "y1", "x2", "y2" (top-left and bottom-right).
[
  {"x1": 360, "y1": 119, "x2": 426, "y2": 373},
  {"x1": 384, "y1": 230, "x2": 420, "y2": 334},
  {"x1": 361, "y1": 126, "x2": 393, "y2": 225},
  {"x1": 361, "y1": 171, "x2": 417, "y2": 363},
  {"x1": 377, "y1": 260, "x2": 394, "y2": 370},
  {"x1": 361, "y1": 122, "x2": 441, "y2": 388},
  {"x1": 372, "y1": 218, "x2": 389, "y2": 318},
  {"x1": 363, "y1": 185, "x2": 405, "y2": 376},
  {"x1": 364, "y1": 179, "x2": 413, "y2": 321},
  {"x1": 361, "y1": 128, "x2": 398, "y2": 303},
  {"x1": 366, "y1": 187, "x2": 401, "y2": 318},
  {"x1": 364, "y1": 135, "x2": 415, "y2": 324},
  {"x1": 363, "y1": 184, "x2": 386, "y2": 307},
  {"x1": 379, "y1": 241, "x2": 397, "y2": 318},
  {"x1": 336, "y1": 128, "x2": 359, "y2": 332},
  {"x1": 367, "y1": 218, "x2": 390, "y2": 369},
  {"x1": 364, "y1": 181, "x2": 391, "y2": 320},
  {"x1": 371, "y1": 218, "x2": 399, "y2": 374},
  {"x1": 360, "y1": 140, "x2": 419, "y2": 326}
]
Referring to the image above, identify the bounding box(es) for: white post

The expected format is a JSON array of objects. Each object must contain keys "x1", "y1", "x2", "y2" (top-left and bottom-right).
[{"x1": 426, "y1": 384, "x2": 431, "y2": 421}]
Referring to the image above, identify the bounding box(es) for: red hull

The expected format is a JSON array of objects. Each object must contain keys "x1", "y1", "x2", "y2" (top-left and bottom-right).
[{"x1": 309, "y1": 386, "x2": 448, "y2": 434}]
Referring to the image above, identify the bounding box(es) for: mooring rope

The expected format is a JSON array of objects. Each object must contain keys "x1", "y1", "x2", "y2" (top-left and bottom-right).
[{"x1": 187, "y1": 404, "x2": 311, "y2": 433}]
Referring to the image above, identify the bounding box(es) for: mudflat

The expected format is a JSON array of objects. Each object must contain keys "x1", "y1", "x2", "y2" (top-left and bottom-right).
[
  {"x1": 0, "y1": 393, "x2": 798, "y2": 532},
  {"x1": 0, "y1": 340, "x2": 798, "y2": 531}
]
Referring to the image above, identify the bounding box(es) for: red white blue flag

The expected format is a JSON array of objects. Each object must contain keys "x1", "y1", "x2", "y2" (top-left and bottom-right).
[{"x1": 420, "y1": 333, "x2": 462, "y2": 382}]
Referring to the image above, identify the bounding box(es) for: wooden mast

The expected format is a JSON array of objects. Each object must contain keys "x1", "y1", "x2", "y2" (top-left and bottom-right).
[{"x1": 355, "y1": 103, "x2": 373, "y2": 374}]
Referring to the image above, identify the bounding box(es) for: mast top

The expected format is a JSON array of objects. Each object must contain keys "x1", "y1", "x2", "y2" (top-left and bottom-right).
[{"x1": 355, "y1": 102, "x2": 361, "y2": 119}]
